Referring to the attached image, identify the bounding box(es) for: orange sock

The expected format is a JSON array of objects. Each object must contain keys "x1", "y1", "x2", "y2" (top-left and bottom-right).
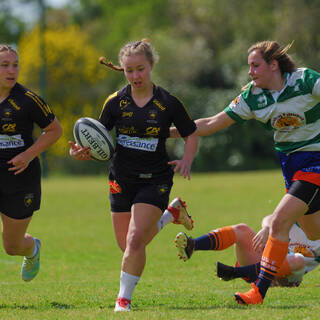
[
  {"x1": 260, "y1": 236, "x2": 289, "y2": 278},
  {"x1": 210, "y1": 226, "x2": 236, "y2": 250},
  {"x1": 275, "y1": 258, "x2": 291, "y2": 279}
]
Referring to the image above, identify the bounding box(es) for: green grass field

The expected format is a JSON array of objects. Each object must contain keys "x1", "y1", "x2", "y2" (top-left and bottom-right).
[{"x1": 0, "y1": 171, "x2": 319, "y2": 319}]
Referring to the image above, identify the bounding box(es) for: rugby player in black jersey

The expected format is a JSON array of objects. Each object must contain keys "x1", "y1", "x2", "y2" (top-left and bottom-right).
[
  {"x1": 0, "y1": 44, "x2": 62, "y2": 282},
  {"x1": 69, "y1": 39, "x2": 198, "y2": 311}
]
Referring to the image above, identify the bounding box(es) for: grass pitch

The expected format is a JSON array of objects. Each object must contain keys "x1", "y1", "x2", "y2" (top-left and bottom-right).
[{"x1": 0, "y1": 171, "x2": 319, "y2": 319}]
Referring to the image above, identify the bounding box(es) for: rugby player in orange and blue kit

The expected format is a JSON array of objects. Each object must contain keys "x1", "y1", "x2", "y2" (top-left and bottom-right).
[{"x1": 0, "y1": 44, "x2": 62, "y2": 282}]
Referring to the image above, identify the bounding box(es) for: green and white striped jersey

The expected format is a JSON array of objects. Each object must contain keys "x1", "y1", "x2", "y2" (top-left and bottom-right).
[{"x1": 225, "y1": 68, "x2": 320, "y2": 154}]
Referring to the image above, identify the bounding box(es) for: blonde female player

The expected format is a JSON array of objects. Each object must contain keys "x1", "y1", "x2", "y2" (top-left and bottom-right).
[
  {"x1": 69, "y1": 39, "x2": 198, "y2": 311},
  {"x1": 0, "y1": 44, "x2": 62, "y2": 281}
]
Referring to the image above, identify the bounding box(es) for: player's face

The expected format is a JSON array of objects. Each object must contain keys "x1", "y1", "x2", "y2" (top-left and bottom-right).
[
  {"x1": 122, "y1": 54, "x2": 153, "y2": 91},
  {"x1": 0, "y1": 50, "x2": 19, "y2": 91},
  {"x1": 248, "y1": 50, "x2": 274, "y2": 89}
]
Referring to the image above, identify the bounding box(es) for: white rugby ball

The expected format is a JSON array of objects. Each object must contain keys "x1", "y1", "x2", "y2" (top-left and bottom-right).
[{"x1": 73, "y1": 117, "x2": 114, "y2": 161}]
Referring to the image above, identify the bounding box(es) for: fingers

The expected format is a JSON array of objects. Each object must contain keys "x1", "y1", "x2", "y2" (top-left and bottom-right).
[
  {"x1": 168, "y1": 160, "x2": 191, "y2": 180},
  {"x1": 69, "y1": 142, "x2": 92, "y2": 160}
]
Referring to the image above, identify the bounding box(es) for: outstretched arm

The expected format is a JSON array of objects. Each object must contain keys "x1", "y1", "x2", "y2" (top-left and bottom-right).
[
  {"x1": 170, "y1": 111, "x2": 235, "y2": 138},
  {"x1": 195, "y1": 111, "x2": 235, "y2": 136}
]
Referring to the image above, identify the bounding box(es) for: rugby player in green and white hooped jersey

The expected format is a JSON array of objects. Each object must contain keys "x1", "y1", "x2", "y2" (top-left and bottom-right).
[{"x1": 171, "y1": 40, "x2": 320, "y2": 305}]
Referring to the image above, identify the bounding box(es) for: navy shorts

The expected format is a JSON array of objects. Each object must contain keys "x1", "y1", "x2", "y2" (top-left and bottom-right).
[
  {"x1": 0, "y1": 158, "x2": 41, "y2": 219},
  {"x1": 108, "y1": 178, "x2": 173, "y2": 212}
]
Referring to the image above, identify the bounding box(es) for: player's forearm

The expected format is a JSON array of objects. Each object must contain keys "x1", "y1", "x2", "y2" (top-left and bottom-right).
[
  {"x1": 24, "y1": 118, "x2": 62, "y2": 160},
  {"x1": 183, "y1": 133, "x2": 198, "y2": 163},
  {"x1": 195, "y1": 111, "x2": 235, "y2": 136}
]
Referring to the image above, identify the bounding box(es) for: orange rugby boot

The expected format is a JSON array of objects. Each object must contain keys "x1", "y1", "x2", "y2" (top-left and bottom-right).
[{"x1": 234, "y1": 283, "x2": 264, "y2": 305}]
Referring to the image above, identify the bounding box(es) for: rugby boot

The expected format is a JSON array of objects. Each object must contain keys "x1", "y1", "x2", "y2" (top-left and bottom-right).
[
  {"x1": 21, "y1": 238, "x2": 41, "y2": 282},
  {"x1": 234, "y1": 283, "x2": 264, "y2": 305},
  {"x1": 174, "y1": 232, "x2": 195, "y2": 261},
  {"x1": 167, "y1": 197, "x2": 194, "y2": 230},
  {"x1": 216, "y1": 261, "x2": 236, "y2": 281},
  {"x1": 114, "y1": 297, "x2": 131, "y2": 312}
]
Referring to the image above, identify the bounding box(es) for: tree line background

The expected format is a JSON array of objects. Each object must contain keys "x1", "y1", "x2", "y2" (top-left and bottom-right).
[{"x1": 1, "y1": 0, "x2": 320, "y2": 174}]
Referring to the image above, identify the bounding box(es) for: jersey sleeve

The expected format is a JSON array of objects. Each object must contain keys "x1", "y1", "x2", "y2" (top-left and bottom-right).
[
  {"x1": 170, "y1": 96, "x2": 196, "y2": 137},
  {"x1": 305, "y1": 68, "x2": 320, "y2": 97},
  {"x1": 25, "y1": 90, "x2": 55, "y2": 128},
  {"x1": 224, "y1": 94, "x2": 253, "y2": 123},
  {"x1": 98, "y1": 92, "x2": 118, "y2": 130}
]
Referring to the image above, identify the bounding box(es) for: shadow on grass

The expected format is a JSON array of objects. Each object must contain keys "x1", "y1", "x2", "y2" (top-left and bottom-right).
[{"x1": 0, "y1": 301, "x2": 74, "y2": 310}]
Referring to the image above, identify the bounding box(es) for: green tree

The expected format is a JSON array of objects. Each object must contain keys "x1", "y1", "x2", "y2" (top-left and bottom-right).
[{"x1": 18, "y1": 24, "x2": 106, "y2": 170}]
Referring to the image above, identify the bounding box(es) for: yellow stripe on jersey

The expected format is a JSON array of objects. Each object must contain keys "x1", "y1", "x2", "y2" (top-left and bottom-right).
[
  {"x1": 25, "y1": 91, "x2": 52, "y2": 116},
  {"x1": 99, "y1": 91, "x2": 118, "y2": 118}
]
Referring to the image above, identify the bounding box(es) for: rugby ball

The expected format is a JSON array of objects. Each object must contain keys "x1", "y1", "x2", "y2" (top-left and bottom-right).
[{"x1": 73, "y1": 117, "x2": 114, "y2": 161}]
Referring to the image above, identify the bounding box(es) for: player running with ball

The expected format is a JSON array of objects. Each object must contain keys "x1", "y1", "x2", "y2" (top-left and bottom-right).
[{"x1": 69, "y1": 39, "x2": 198, "y2": 312}]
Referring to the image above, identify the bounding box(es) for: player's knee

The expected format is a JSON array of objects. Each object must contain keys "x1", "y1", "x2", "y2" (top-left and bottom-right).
[
  {"x1": 288, "y1": 253, "x2": 305, "y2": 272},
  {"x1": 270, "y1": 214, "x2": 292, "y2": 236},
  {"x1": 233, "y1": 223, "x2": 251, "y2": 239},
  {"x1": 126, "y1": 230, "x2": 145, "y2": 252}
]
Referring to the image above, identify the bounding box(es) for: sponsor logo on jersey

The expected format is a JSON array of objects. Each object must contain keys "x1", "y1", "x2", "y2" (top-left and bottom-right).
[
  {"x1": 2, "y1": 123, "x2": 16, "y2": 133},
  {"x1": 118, "y1": 127, "x2": 137, "y2": 135},
  {"x1": 146, "y1": 127, "x2": 160, "y2": 136},
  {"x1": 122, "y1": 111, "x2": 133, "y2": 118},
  {"x1": 139, "y1": 173, "x2": 152, "y2": 179},
  {"x1": 117, "y1": 134, "x2": 158, "y2": 152},
  {"x1": 272, "y1": 113, "x2": 304, "y2": 130},
  {"x1": 153, "y1": 99, "x2": 166, "y2": 111},
  {"x1": 108, "y1": 180, "x2": 122, "y2": 194},
  {"x1": 24, "y1": 193, "x2": 34, "y2": 207},
  {"x1": 120, "y1": 99, "x2": 130, "y2": 110},
  {"x1": 0, "y1": 134, "x2": 24, "y2": 149},
  {"x1": 8, "y1": 98, "x2": 21, "y2": 110}
]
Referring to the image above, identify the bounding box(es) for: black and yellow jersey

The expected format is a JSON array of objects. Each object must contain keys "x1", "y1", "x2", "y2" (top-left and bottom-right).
[
  {"x1": 99, "y1": 84, "x2": 196, "y2": 182},
  {"x1": 0, "y1": 83, "x2": 55, "y2": 164}
]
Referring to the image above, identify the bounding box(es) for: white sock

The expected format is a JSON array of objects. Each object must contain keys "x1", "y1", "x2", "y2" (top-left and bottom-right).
[
  {"x1": 26, "y1": 238, "x2": 38, "y2": 258},
  {"x1": 157, "y1": 210, "x2": 174, "y2": 232},
  {"x1": 118, "y1": 271, "x2": 140, "y2": 301}
]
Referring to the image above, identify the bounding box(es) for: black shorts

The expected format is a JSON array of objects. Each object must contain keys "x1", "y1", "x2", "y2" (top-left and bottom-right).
[
  {"x1": 288, "y1": 180, "x2": 320, "y2": 215},
  {"x1": 0, "y1": 158, "x2": 41, "y2": 219},
  {"x1": 109, "y1": 178, "x2": 173, "y2": 212}
]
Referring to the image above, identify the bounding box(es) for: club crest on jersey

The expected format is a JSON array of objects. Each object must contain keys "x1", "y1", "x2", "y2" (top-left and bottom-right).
[
  {"x1": 120, "y1": 99, "x2": 130, "y2": 110},
  {"x1": 24, "y1": 193, "x2": 34, "y2": 207},
  {"x1": 272, "y1": 113, "x2": 304, "y2": 130},
  {"x1": 1, "y1": 108, "x2": 12, "y2": 121},
  {"x1": 158, "y1": 184, "x2": 169, "y2": 195}
]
